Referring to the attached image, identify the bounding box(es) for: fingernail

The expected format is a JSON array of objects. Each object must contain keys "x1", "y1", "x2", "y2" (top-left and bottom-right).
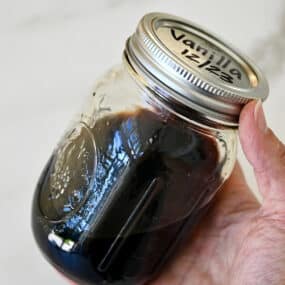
[{"x1": 254, "y1": 100, "x2": 267, "y2": 133}]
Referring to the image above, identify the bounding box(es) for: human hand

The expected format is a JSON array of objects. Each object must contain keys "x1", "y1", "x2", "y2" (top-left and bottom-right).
[{"x1": 150, "y1": 100, "x2": 285, "y2": 285}]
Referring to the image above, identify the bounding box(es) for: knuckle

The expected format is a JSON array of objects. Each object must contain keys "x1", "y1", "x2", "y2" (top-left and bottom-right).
[
  {"x1": 267, "y1": 129, "x2": 285, "y2": 169},
  {"x1": 278, "y1": 143, "x2": 285, "y2": 163}
]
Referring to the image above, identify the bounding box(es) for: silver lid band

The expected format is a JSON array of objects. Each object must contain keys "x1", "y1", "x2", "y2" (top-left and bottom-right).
[{"x1": 124, "y1": 13, "x2": 269, "y2": 127}]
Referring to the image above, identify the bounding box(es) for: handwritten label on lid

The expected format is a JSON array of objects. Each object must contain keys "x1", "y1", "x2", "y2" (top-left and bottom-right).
[{"x1": 156, "y1": 27, "x2": 252, "y2": 89}]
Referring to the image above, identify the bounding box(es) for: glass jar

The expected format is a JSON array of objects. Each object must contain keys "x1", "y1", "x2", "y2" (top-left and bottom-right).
[{"x1": 32, "y1": 13, "x2": 268, "y2": 285}]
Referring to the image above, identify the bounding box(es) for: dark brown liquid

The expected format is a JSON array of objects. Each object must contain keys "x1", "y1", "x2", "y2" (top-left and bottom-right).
[{"x1": 32, "y1": 108, "x2": 222, "y2": 285}]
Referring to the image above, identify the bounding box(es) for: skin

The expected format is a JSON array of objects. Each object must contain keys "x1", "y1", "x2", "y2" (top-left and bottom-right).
[
  {"x1": 149, "y1": 101, "x2": 285, "y2": 285},
  {"x1": 67, "y1": 101, "x2": 285, "y2": 285}
]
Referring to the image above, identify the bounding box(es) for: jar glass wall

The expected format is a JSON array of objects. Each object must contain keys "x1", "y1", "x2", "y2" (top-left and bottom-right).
[{"x1": 32, "y1": 63, "x2": 237, "y2": 285}]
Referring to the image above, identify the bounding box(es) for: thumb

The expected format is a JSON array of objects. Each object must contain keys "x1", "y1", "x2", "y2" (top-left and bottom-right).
[{"x1": 239, "y1": 100, "x2": 285, "y2": 205}]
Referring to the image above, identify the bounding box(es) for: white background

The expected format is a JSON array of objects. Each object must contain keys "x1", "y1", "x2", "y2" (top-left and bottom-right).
[{"x1": 1, "y1": 0, "x2": 285, "y2": 284}]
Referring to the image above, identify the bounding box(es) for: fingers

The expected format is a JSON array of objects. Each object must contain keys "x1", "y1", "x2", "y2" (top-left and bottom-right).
[
  {"x1": 218, "y1": 162, "x2": 254, "y2": 200},
  {"x1": 214, "y1": 162, "x2": 259, "y2": 214},
  {"x1": 239, "y1": 100, "x2": 285, "y2": 206},
  {"x1": 222, "y1": 162, "x2": 249, "y2": 194}
]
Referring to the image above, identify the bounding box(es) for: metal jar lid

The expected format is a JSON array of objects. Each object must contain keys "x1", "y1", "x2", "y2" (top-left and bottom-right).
[{"x1": 124, "y1": 12, "x2": 269, "y2": 127}]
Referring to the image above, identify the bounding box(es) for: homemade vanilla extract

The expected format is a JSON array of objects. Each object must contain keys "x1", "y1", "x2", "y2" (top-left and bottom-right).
[
  {"x1": 33, "y1": 108, "x2": 221, "y2": 284},
  {"x1": 32, "y1": 12, "x2": 268, "y2": 285}
]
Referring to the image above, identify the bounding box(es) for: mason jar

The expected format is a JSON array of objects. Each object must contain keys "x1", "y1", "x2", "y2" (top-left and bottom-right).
[{"x1": 32, "y1": 13, "x2": 268, "y2": 285}]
